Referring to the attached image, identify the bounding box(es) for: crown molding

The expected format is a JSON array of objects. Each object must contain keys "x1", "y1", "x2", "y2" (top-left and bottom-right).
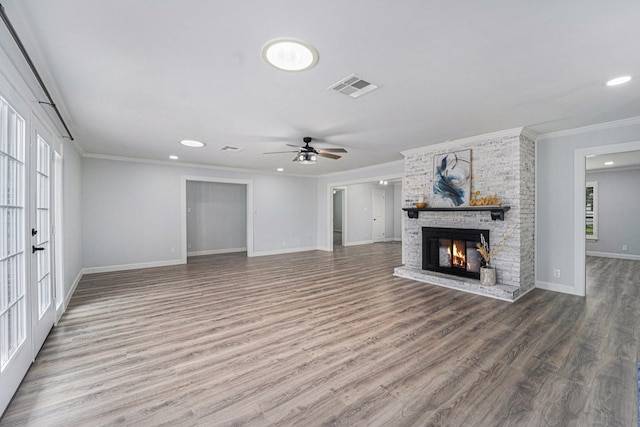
[
  {"x1": 81, "y1": 153, "x2": 313, "y2": 178},
  {"x1": 520, "y1": 127, "x2": 539, "y2": 142},
  {"x1": 317, "y1": 159, "x2": 404, "y2": 178},
  {"x1": 537, "y1": 116, "x2": 640, "y2": 141},
  {"x1": 401, "y1": 127, "x2": 525, "y2": 157}
]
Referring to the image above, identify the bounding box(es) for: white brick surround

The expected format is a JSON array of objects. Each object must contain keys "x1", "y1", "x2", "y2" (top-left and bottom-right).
[{"x1": 394, "y1": 128, "x2": 535, "y2": 301}]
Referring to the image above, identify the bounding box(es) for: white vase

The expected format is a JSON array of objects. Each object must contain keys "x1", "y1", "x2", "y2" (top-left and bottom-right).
[{"x1": 480, "y1": 267, "x2": 496, "y2": 286}]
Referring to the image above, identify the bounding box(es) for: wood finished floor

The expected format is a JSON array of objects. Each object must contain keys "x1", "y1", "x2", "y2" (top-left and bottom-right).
[{"x1": 1, "y1": 244, "x2": 638, "y2": 426}]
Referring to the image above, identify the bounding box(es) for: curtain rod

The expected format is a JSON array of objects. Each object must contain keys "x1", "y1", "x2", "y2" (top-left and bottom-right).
[{"x1": 0, "y1": 3, "x2": 74, "y2": 140}]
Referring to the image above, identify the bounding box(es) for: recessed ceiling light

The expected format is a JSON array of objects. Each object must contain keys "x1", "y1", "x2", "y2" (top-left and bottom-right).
[
  {"x1": 606, "y1": 76, "x2": 631, "y2": 86},
  {"x1": 277, "y1": 168, "x2": 284, "y2": 172},
  {"x1": 169, "y1": 155, "x2": 179, "y2": 160},
  {"x1": 179, "y1": 139, "x2": 206, "y2": 148},
  {"x1": 262, "y1": 39, "x2": 318, "y2": 72},
  {"x1": 604, "y1": 161, "x2": 614, "y2": 165}
]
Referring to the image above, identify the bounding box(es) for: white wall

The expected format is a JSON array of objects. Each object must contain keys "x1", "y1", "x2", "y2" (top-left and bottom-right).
[
  {"x1": 536, "y1": 118, "x2": 640, "y2": 295},
  {"x1": 393, "y1": 183, "x2": 402, "y2": 240},
  {"x1": 82, "y1": 157, "x2": 318, "y2": 270},
  {"x1": 585, "y1": 168, "x2": 640, "y2": 258},
  {"x1": 385, "y1": 184, "x2": 396, "y2": 240},
  {"x1": 186, "y1": 181, "x2": 246, "y2": 254},
  {"x1": 62, "y1": 141, "x2": 83, "y2": 298}
]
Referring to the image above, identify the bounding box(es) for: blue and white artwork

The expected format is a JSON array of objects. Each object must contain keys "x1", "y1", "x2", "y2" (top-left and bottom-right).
[{"x1": 433, "y1": 150, "x2": 472, "y2": 207}]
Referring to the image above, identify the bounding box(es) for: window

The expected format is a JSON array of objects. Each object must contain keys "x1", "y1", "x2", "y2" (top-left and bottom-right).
[
  {"x1": 0, "y1": 95, "x2": 27, "y2": 371},
  {"x1": 586, "y1": 181, "x2": 598, "y2": 240}
]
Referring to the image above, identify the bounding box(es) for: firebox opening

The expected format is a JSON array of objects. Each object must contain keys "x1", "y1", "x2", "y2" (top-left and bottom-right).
[{"x1": 423, "y1": 227, "x2": 489, "y2": 280}]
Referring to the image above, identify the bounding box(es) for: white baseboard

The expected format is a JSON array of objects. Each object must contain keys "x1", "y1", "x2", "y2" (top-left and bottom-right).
[
  {"x1": 344, "y1": 240, "x2": 374, "y2": 247},
  {"x1": 83, "y1": 259, "x2": 185, "y2": 274},
  {"x1": 586, "y1": 251, "x2": 640, "y2": 261},
  {"x1": 536, "y1": 280, "x2": 584, "y2": 296},
  {"x1": 187, "y1": 247, "x2": 246, "y2": 256},
  {"x1": 56, "y1": 269, "x2": 84, "y2": 323},
  {"x1": 251, "y1": 246, "x2": 320, "y2": 257}
]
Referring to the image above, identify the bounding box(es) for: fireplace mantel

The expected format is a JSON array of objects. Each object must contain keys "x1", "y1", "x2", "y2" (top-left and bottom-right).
[{"x1": 402, "y1": 206, "x2": 510, "y2": 220}]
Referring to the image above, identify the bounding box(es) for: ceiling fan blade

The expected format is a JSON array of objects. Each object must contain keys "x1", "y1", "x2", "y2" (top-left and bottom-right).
[
  {"x1": 318, "y1": 148, "x2": 347, "y2": 153},
  {"x1": 292, "y1": 154, "x2": 300, "y2": 162},
  {"x1": 264, "y1": 151, "x2": 298, "y2": 154},
  {"x1": 287, "y1": 144, "x2": 304, "y2": 148},
  {"x1": 318, "y1": 152, "x2": 341, "y2": 160}
]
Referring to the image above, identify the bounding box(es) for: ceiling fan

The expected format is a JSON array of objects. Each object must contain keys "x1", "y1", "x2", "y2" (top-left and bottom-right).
[{"x1": 264, "y1": 137, "x2": 347, "y2": 164}]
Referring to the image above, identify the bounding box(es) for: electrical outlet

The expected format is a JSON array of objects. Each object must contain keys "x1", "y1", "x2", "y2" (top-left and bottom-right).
[
  {"x1": 188, "y1": 243, "x2": 192, "y2": 249},
  {"x1": 170, "y1": 247, "x2": 176, "y2": 253},
  {"x1": 553, "y1": 269, "x2": 561, "y2": 278},
  {"x1": 622, "y1": 244, "x2": 628, "y2": 251}
]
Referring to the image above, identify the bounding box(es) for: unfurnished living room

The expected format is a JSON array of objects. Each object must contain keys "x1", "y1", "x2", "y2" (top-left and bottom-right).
[{"x1": 1, "y1": 1, "x2": 639, "y2": 426}]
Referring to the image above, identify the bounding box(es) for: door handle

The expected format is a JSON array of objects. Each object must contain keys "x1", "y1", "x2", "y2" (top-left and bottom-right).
[{"x1": 32, "y1": 245, "x2": 45, "y2": 253}]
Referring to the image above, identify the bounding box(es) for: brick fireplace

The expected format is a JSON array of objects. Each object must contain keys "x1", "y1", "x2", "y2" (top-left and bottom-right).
[{"x1": 393, "y1": 128, "x2": 535, "y2": 302}]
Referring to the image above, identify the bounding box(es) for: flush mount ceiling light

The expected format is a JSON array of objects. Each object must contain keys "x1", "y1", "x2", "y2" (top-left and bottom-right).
[
  {"x1": 604, "y1": 161, "x2": 614, "y2": 165},
  {"x1": 277, "y1": 168, "x2": 284, "y2": 172},
  {"x1": 606, "y1": 76, "x2": 631, "y2": 86},
  {"x1": 179, "y1": 139, "x2": 206, "y2": 148},
  {"x1": 169, "y1": 155, "x2": 179, "y2": 160},
  {"x1": 262, "y1": 39, "x2": 318, "y2": 72}
]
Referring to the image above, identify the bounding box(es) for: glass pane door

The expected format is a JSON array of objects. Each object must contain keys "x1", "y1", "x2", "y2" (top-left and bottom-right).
[
  {"x1": 35, "y1": 135, "x2": 51, "y2": 317},
  {"x1": 0, "y1": 96, "x2": 27, "y2": 372},
  {"x1": 31, "y1": 122, "x2": 55, "y2": 354}
]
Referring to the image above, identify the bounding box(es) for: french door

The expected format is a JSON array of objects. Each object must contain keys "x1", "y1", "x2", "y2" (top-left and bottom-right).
[
  {"x1": 31, "y1": 118, "x2": 55, "y2": 352},
  {"x1": 0, "y1": 90, "x2": 55, "y2": 412}
]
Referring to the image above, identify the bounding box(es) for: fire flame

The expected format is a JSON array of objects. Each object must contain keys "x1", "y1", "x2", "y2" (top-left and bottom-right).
[{"x1": 452, "y1": 241, "x2": 466, "y2": 268}]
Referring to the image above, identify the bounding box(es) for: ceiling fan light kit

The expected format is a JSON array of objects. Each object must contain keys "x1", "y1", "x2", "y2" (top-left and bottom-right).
[
  {"x1": 297, "y1": 152, "x2": 317, "y2": 164},
  {"x1": 263, "y1": 136, "x2": 347, "y2": 165}
]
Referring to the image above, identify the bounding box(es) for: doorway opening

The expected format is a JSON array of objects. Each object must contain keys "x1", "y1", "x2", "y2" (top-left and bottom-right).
[
  {"x1": 574, "y1": 141, "x2": 640, "y2": 296},
  {"x1": 327, "y1": 176, "x2": 402, "y2": 250},
  {"x1": 181, "y1": 176, "x2": 253, "y2": 262}
]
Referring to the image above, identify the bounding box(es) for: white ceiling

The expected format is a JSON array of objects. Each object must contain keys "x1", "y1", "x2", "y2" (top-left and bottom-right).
[{"x1": 3, "y1": 0, "x2": 640, "y2": 175}]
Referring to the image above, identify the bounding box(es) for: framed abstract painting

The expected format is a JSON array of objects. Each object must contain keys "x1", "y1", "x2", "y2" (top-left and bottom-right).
[{"x1": 433, "y1": 150, "x2": 471, "y2": 207}]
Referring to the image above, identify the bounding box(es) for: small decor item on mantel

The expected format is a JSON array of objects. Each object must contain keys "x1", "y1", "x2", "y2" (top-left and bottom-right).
[
  {"x1": 415, "y1": 195, "x2": 427, "y2": 209},
  {"x1": 469, "y1": 191, "x2": 501, "y2": 207}
]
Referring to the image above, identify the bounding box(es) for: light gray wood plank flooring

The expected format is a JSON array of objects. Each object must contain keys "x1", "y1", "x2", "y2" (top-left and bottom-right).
[{"x1": 1, "y1": 244, "x2": 638, "y2": 426}]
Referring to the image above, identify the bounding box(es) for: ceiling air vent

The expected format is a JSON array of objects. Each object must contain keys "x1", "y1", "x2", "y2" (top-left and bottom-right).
[
  {"x1": 220, "y1": 145, "x2": 243, "y2": 152},
  {"x1": 328, "y1": 74, "x2": 379, "y2": 98}
]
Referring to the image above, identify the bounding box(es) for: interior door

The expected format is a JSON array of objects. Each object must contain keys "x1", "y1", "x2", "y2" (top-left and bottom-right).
[
  {"x1": 372, "y1": 190, "x2": 385, "y2": 242},
  {"x1": 31, "y1": 119, "x2": 55, "y2": 353},
  {"x1": 0, "y1": 93, "x2": 32, "y2": 413}
]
